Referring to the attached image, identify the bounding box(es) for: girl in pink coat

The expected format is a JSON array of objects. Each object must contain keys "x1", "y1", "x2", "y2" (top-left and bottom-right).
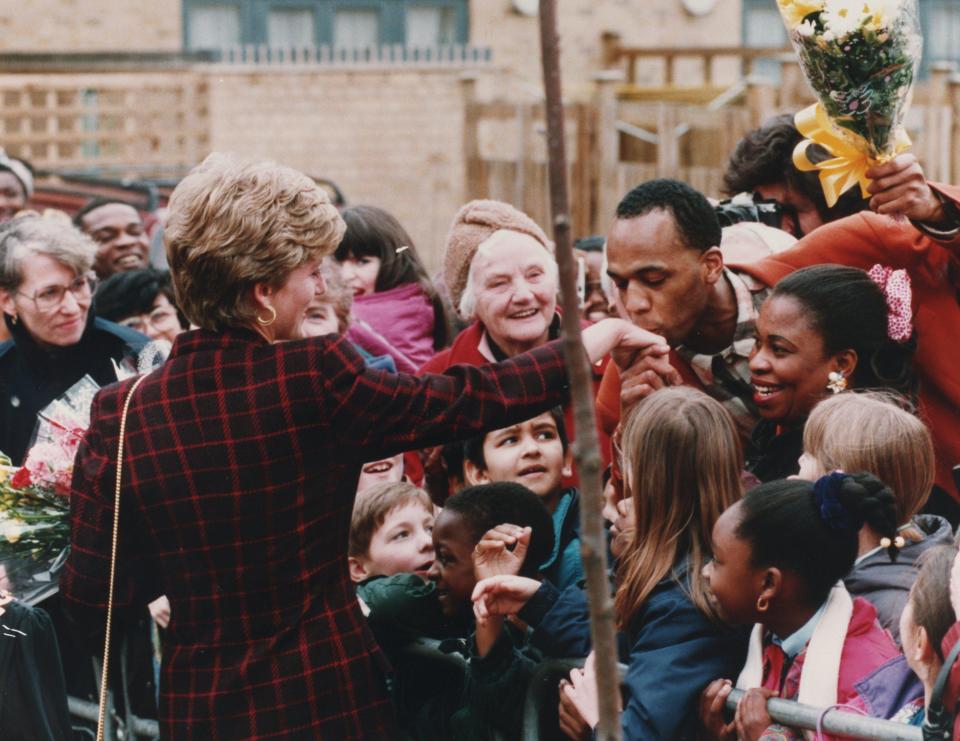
[{"x1": 335, "y1": 205, "x2": 449, "y2": 369}]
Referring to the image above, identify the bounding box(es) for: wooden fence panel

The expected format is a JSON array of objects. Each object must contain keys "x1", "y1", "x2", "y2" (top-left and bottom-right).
[
  {"x1": 0, "y1": 73, "x2": 208, "y2": 174},
  {"x1": 463, "y1": 83, "x2": 595, "y2": 236}
]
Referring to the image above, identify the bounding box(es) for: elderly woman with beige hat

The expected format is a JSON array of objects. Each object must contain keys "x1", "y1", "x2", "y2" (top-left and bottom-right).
[{"x1": 421, "y1": 199, "x2": 613, "y2": 480}]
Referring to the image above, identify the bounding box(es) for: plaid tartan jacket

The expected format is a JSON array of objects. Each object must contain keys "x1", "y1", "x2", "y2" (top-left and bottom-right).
[{"x1": 61, "y1": 327, "x2": 568, "y2": 739}]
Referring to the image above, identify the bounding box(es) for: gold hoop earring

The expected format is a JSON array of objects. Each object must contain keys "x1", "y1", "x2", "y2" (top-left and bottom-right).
[
  {"x1": 756, "y1": 595, "x2": 769, "y2": 613},
  {"x1": 256, "y1": 306, "x2": 277, "y2": 327}
]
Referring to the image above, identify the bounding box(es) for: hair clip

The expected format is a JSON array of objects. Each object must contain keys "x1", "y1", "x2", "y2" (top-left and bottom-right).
[
  {"x1": 813, "y1": 472, "x2": 850, "y2": 530},
  {"x1": 395, "y1": 245, "x2": 410, "y2": 254},
  {"x1": 867, "y1": 264, "x2": 913, "y2": 343},
  {"x1": 880, "y1": 536, "x2": 906, "y2": 549}
]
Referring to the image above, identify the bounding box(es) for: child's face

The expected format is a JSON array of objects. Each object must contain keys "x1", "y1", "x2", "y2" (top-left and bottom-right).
[
  {"x1": 427, "y1": 509, "x2": 478, "y2": 618},
  {"x1": 357, "y1": 454, "x2": 404, "y2": 493},
  {"x1": 339, "y1": 254, "x2": 381, "y2": 296},
  {"x1": 362, "y1": 501, "x2": 435, "y2": 580},
  {"x1": 468, "y1": 413, "x2": 572, "y2": 502},
  {"x1": 899, "y1": 593, "x2": 924, "y2": 676},
  {"x1": 301, "y1": 300, "x2": 341, "y2": 338},
  {"x1": 702, "y1": 502, "x2": 764, "y2": 626}
]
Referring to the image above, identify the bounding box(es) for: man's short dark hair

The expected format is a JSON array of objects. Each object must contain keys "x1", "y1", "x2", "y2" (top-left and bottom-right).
[
  {"x1": 615, "y1": 178, "x2": 721, "y2": 253},
  {"x1": 443, "y1": 482, "x2": 554, "y2": 578},
  {"x1": 722, "y1": 113, "x2": 868, "y2": 224},
  {"x1": 73, "y1": 197, "x2": 142, "y2": 229}
]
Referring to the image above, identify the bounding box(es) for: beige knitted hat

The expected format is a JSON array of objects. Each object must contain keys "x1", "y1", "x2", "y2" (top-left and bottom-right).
[{"x1": 442, "y1": 199, "x2": 552, "y2": 313}]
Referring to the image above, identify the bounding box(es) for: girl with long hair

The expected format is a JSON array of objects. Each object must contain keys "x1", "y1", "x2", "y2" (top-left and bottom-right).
[{"x1": 472, "y1": 387, "x2": 749, "y2": 738}]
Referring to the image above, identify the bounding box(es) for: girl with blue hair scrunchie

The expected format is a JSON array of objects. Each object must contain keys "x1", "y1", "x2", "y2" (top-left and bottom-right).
[{"x1": 699, "y1": 472, "x2": 902, "y2": 741}]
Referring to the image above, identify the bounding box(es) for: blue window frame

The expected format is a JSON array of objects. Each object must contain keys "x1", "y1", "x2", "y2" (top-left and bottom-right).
[
  {"x1": 183, "y1": 0, "x2": 469, "y2": 49},
  {"x1": 921, "y1": 0, "x2": 960, "y2": 67}
]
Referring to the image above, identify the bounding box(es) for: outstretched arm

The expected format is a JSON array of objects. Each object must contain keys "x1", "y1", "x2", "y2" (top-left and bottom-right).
[{"x1": 324, "y1": 320, "x2": 670, "y2": 459}]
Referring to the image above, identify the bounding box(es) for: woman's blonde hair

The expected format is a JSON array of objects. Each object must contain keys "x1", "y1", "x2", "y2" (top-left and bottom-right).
[
  {"x1": 0, "y1": 213, "x2": 95, "y2": 291},
  {"x1": 803, "y1": 391, "x2": 934, "y2": 523},
  {"x1": 164, "y1": 153, "x2": 345, "y2": 330},
  {"x1": 614, "y1": 387, "x2": 743, "y2": 628}
]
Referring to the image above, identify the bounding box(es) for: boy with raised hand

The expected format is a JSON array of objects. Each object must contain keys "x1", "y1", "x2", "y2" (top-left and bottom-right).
[{"x1": 462, "y1": 408, "x2": 583, "y2": 590}]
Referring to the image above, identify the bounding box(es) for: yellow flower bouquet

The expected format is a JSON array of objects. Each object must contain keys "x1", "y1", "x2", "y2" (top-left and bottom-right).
[{"x1": 777, "y1": 0, "x2": 922, "y2": 205}]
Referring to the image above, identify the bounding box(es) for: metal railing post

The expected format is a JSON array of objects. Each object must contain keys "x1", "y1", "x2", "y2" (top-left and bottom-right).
[{"x1": 725, "y1": 688, "x2": 923, "y2": 741}]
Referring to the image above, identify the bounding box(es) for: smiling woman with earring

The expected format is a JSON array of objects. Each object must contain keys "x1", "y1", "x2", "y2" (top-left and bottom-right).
[
  {"x1": 745, "y1": 263, "x2": 916, "y2": 482},
  {"x1": 0, "y1": 214, "x2": 147, "y2": 464}
]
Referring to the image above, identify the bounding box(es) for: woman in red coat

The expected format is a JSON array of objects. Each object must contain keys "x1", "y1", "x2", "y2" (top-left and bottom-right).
[{"x1": 59, "y1": 154, "x2": 667, "y2": 740}]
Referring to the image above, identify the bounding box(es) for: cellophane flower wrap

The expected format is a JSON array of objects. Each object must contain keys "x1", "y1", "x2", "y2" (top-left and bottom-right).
[
  {"x1": 0, "y1": 375, "x2": 99, "y2": 605},
  {"x1": 778, "y1": 0, "x2": 922, "y2": 205}
]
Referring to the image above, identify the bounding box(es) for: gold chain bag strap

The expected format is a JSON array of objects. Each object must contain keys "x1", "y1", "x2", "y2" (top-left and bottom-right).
[{"x1": 96, "y1": 373, "x2": 148, "y2": 741}]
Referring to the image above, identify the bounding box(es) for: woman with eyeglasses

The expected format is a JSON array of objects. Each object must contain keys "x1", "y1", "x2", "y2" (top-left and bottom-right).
[
  {"x1": 94, "y1": 267, "x2": 190, "y2": 345},
  {"x1": 0, "y1": 214, "x2": 147, "y2": 464}
]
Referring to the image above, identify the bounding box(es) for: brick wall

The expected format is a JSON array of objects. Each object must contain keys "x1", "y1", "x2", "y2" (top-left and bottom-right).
[
  {"x1": 3, "y1": 0, "x2": 743, "y2": 89},
  {"x1": 0, "y1": 0, "x2": 181, "y2": 52},
  {"x1": 206, "y1": 67, "x2": 476, "y2": 272},
  {"x1": 472, "y1": 0, "x2": 744, "y2": 98},
  {"x1": 0, "y1": 0, "x2": 748, "y2": 269}
]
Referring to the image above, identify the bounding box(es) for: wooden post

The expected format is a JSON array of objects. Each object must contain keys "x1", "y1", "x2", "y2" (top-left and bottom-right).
[
  {"x1": 539, "y1": 2, "x2": 621, "y2": 740},
  {"x1": 746, "y1": 74, "x2": 776, "y2": 128},
  {"x1": 927, "y1": 61, "x2": 954, "y2": 105},
  {"x1": 600, "y1": 31, "x2": 621, "y2": 70},
  {"x1": 515, "y1": 102, "x2": 529, "y2": 213},
  {"x1": 571, "y1": 102, "x2": 594, "y2": 238},
  {"x1": 593, "y1": 70, "x2": 623, "y2": 235},
  {"x1": 655, "y1": 103, "x2": 678, "y2": 179},
  {"x1": 664, "y1": 52, "x2": 675, "y2": 87},
  {"x1": 925, "y1": 62, "x2": 955, "y2": 182},
  {"x1": 949, "y1": 73, "x2": 960, "y2": 186},
  {"x1": 461, "y1": 73, "x2": 482, "y2": 200},
  {"x1": 780, "y1": 58, "x2": 807, "y2": 109}
]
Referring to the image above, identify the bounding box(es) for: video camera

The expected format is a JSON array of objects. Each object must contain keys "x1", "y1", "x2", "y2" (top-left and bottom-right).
[{"x1": 714, "y1": 192, "x2": 797, "y2": 233}]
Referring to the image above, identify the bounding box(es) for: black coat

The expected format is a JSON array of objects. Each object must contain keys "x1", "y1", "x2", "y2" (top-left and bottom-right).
[
  {"x1": 0, "y1": 314, "x2": 147, "y2": 464},
  {"x1": 745, "y1": 419, "x2": 805, "y2": 483},
  {"x1": 0, "y1": 601, "x2": 71, "y2": 741}
]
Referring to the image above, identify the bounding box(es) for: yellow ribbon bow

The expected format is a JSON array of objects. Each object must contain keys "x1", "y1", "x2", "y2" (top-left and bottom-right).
[{"x1": 792, "y1": 102, "x2": 911, "y2": 208}]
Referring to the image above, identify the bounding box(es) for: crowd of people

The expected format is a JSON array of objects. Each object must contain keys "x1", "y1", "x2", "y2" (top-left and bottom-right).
[{"x1": 0, "y1": 108, "x2": 959, "y2": 741}]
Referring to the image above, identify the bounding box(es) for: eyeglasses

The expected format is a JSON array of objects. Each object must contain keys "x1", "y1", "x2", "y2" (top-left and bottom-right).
[
  {"x1": 18, "y1": 274, "x2": 97, "y2": 312},
  {"x1": 118, "y1": 305, "x2": 178, "y2": 333}
]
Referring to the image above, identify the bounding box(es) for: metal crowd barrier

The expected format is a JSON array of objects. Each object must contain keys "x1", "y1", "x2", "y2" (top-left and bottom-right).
[
  {"x1": 68, "y1": 634, "x2": 160, "y2": 740},
  {"x1": 724, "y1": 688, "x2": 922, "y2": 741},
  {"x1": 521, "y1": 659, "x2": 923, "y2": 740}
]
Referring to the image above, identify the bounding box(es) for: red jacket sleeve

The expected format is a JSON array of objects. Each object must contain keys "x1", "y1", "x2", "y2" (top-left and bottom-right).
[{"x1": 731, "y1": 182, "x2": 960, "y2": 283}]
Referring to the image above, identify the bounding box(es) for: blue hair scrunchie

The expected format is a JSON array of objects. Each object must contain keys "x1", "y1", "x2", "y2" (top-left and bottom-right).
[{"x1": 813, "y1": 472, "x2": 850, "y2": 531}]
